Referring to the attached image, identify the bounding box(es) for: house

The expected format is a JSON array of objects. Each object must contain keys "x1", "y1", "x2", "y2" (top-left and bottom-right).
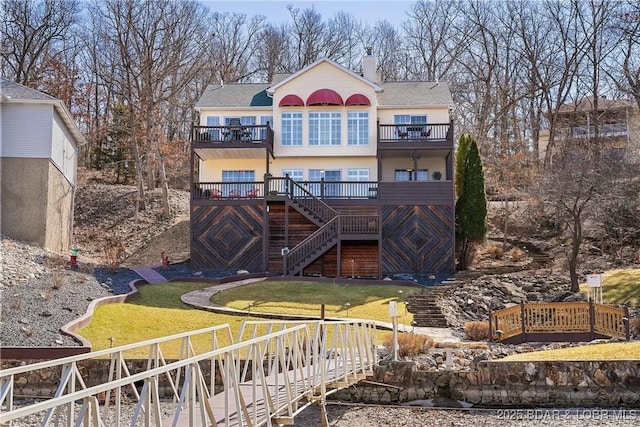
[
  {"x1": 539, "y1": 96, "x2": 640, "y2": 165},
  {"x1": 190, "y1": 52, "x2": 455, "y2": 278},
  {"x1": 0, "y1": 78, "x2": 82, "y2": 252}
]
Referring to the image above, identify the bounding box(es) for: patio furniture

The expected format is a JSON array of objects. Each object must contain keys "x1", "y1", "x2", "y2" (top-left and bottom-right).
[
  {"x1": 228, "y1": 189, "x2": 241, "y2": 198},
  {"x1": 210, "y1": 189, "x2": 223, "y2": 199},
  {"x1": 246, "y1": 187, "x2": 259, "y2": 198}
]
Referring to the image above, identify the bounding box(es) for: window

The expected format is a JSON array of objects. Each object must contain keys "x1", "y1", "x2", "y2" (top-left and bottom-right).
[
  {"x1": 260, "y1": 115, "x2": 273, "y2": 140},
  {"x1": 205, "y1": 116, "x2": 220, "y2": 140},
  {"x1": 225, "y1": 116, "x2": 256, "y2": 126},
  {"x1": 347, "y1": 112, "x2": 368, "y2": 145},
  {"x1": 281, "y1": 169, "x2": 303, "y2": 180},
  {"x1": 281, "y1": 112, "x2": 302, "y2": 146},
  {"x1": 309, "y1": 169, "x2": 341, "y2": 197},
  {"x1": 309, "y1": 112, "x2": 341, "y2": 145},
  {"x1": 394, "y1": 115, "x2": 427, "y2": 125},
  {"x1": 395, "y1": 169, "x2": 429, "y2": 181},
  {"x1": 222, "y1": 170, "x2": 255, "y2": 196},
  {"x1": 347, "y1": 169, "x2": 369, "y2": 181}
]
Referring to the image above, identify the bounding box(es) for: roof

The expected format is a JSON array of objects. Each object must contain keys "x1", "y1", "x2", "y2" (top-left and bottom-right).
[
  {"x1": 0, "y1": 78, "x2": 58, "y2": 101},
  {"x1": 0, "y1": 78, "x2": 85, "y2": 147},
  {"x1": 267, "y1": 57, "x2": 383, "y2": 93},
  {"x1": 195, "y1": 58, "x2": 453, "y2": 110},
  {"x1": 558, "y1": 96, "x2": 636, "y2": 113},
  {"x1": 195, "y1": 83, "x2": 272, "y2": 109},
  {"x1": 377, "y1": 81, "x2": 453, "y2": 108}
]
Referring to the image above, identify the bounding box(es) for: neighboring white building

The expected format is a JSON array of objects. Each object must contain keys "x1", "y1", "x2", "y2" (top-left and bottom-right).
[{"x1": 0, "y1": 78, "x2": 83, "y2": 251}]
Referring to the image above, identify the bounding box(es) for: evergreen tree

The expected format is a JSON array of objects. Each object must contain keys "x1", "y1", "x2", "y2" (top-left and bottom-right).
[
  {"x1": 455, "y1": 134, "x2": 472, "y2": 197},
  {"x1": 455, "y1": 137, "x2": 487, "y2": 270}
]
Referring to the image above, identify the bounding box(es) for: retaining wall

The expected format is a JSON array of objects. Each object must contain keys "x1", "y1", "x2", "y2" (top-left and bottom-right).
[{"x1": 333, "y1": 360, "x2": 640, "y2": 407}]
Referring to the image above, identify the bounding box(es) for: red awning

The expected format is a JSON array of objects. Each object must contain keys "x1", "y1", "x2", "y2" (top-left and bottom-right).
[
  {"x1": 345, "y1": 93, "x2": 371, "y2": 106},
  {"x1": 279, "y1": 94, "x2": 305, "y2": 107},
  {"x1": 306, "y1": 89, "x2": 344, "y2": 106}
]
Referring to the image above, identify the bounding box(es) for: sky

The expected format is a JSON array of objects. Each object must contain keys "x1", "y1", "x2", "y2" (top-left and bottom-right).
[{"x1": 204, "y1": 0, "x2": 415, "y2": 26}]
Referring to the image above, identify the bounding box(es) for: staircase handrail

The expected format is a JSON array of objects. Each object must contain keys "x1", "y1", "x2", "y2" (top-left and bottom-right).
[
  {"x1": 285, "y1": 216, "x2": 339, "y2": 274},
  {"x1": 286, "y1": 177, "x2": 337, "y2": 223}
]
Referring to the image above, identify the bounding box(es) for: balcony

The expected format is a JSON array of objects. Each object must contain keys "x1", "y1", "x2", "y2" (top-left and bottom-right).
[
  {"x1": 378, "y1": 122, "x2": 453, "y2": 150},
  {"x1": 193, "y1": 178, "x2": 453, "y2": 206},
  {"x1": 192, "y1": 124, "x2": 273, "y2": 160}
]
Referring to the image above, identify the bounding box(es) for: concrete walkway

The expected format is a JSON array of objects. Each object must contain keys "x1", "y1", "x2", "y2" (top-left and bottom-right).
[
  {"x1": 131, "y1": 267, "x2": 168, "y2": 284},
  {"x1": 181, "y1": 279, "x2": 461, "y2": 343}
]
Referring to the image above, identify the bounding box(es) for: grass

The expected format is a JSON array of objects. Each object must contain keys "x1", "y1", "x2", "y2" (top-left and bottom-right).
[
  {"x1": 77, "y1": 280, "x2": 418, "y2": 358},
  {"x1": 580, "y1": 268, "x2": 640, "y2": 307},
  {"x1": 500, "y1": 341, "x2": 640, "y2": 361},
  {"x1": 77, "y1": 282, "x2": 261, "y2": 358},
  {"x1": 209, "y1": 280, "x2": 419, "y2": 323}
]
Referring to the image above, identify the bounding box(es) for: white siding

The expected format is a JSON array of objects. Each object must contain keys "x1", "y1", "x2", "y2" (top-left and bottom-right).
[
  {"x1": 0, "y1": 103, "x2": 53, "y2": 158},
  {"x1": 51, "y1": 111, "x2": 77, "y2": 185}
]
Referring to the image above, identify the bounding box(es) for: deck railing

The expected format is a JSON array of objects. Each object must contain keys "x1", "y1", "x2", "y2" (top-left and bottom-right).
[
  {"x1": 341, "y1": 215, "x2": 379, "y2": 234},
  {"x1": 378, "y1": 122, "x2": 453, "y2": 143},
  {"x1": 193, "y1": 180, "x2": 380, "y2": 201},
  {"x1": 490, "y1": 301, "x2": 630, "y2": 343},
  {"x1": 192, "y1": 124, "x2": 273, "y2": 144}
]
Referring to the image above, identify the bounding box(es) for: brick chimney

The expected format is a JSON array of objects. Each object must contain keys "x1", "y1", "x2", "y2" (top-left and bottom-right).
[{"x1": 363, "y1": 47, "x2": 376, "y2": 83}]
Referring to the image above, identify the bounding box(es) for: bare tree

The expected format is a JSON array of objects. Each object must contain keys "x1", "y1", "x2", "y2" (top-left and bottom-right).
[
  {"x1": 403, "y1": 0, "x2": 468, "y2": 81},
  {"x1": 1, "y1": 0, "x2": 80, "y2": 86}
]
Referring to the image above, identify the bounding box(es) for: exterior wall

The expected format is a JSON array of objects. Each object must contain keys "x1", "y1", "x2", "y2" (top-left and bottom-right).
[
  {"x1": 272, "y1": 62, "x2": 378, "y2": 158},
  {"x1": 380, "y1": 157, "x2": 448, "y2": 182},
  {"x1": 377, "y1": 108, "x2": 450, "y2": 125},
  {"x1": 0, "y1": 158, "x2": 49, "y2": 247},
  {"x1": 51, "y1": 110, "x2": 77, "y2": 185},
  {"x1": 45, "y1": 161, "x2": 74, "y2": 251},
  {"x1": 191, "y1": 204, "x2": 265, "y2": 270},
  {"x1": 198, "y1": 109, "x2": 273, "y2": 127},
  {"x1": 199, "y1": 157, "x2": 379, "y2": 181},
  {"x1": 381, "y1": 205, "x2": 455, "y2": 274},
  {"x1": 0, "y1": 104, "x2": 53, "y2": 158}
]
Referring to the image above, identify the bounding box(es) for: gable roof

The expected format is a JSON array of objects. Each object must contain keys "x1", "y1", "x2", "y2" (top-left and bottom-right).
[
  {"x1": 195, "y1": 83, "x2": 272, "y2": 110},
  {"x1": 267, "y1": 57, "x2": 383, "y2": 94},
  {"x1": 378, "y1": 81, "x2": 453, "y2": 108},
  {"x1": 0, "y1": 78, "x2": 86, "y2": 147},
  {"x1": 558, "y1": 96, "x2": 636, "y2": 113}
]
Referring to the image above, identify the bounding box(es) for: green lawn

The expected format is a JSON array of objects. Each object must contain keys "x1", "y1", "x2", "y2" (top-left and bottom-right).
[
  {"x1": 77, "y1": 280, "x2": 418, "y2": 358},
  {"x1": 500, "y1": 341, "x2": 640, "y2": 361},
  {"x1": 209, "y1": 280, "x2": 419, "y2": 323},
  {"x1": 77, "y1": 282, "x2": 259, "y2": 357},
  {"x1": 581, "y1": 268, "x2": 640, "y2": 307}
]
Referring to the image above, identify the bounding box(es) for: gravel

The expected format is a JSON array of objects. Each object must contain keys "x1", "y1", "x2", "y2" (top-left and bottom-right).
[{"x1": 0, "y1": 237, "x2": 244, "y2": 348}]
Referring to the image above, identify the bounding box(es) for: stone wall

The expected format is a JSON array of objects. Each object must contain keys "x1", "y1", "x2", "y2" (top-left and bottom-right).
[
  {"x1": 333, "y1": 360, "x2": 640, "y2": 408},
  {"x1": 5, "y1": 358, "x2": 639, "y2": 407}
]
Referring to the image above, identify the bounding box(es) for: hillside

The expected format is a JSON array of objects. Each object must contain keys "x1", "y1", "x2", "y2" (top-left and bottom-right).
[{"x1": 73, "y1": 183, "x2": 190, "y2": 267}]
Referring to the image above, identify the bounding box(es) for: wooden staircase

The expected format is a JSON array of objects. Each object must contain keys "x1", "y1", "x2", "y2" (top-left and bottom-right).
[
  {"x1": 283, "y1": 179, "x2": 338, "y2": 275},
  {"x1": 282, "y1": 178, "x2": 380, "y2": 276}
]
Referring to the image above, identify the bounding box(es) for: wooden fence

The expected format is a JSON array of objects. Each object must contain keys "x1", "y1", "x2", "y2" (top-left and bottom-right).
[{"x1": 489, "y1": 301, "x2": 630, "y2": 344}]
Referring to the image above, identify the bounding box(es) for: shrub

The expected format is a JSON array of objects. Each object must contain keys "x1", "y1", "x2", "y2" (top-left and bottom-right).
[
  {"x1": 383, "y1": 332, "x2": 433, "y2": 358},
  {"x1": 51, "y1": 270, "x2": 65, "y2": 290},
  {"x1": 103, "y1": 237, "x2": 126, "y2": 273},
  {"x1": 509, "y1": 247, "x2": 526, "y2": 262},
  {"x1": 464, "y1": 321, "x2": 490, "y2": 341},
  {"x1": 486, "y1": 244, "x2": 504, "y2": 260}
]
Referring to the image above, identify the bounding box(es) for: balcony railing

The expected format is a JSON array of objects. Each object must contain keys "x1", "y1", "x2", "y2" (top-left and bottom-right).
[
  {"x1": 378, "y1": 123, "x2": 453, "y2": 144},
  {"x1": 192, "y1": 124, "x2": 273, "y2": 144},
  {"x1": 194, "y1": 180, "x2": 379, "y2": 200}
]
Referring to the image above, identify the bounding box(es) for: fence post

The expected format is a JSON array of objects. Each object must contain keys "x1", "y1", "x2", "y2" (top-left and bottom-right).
[
  {"x1": 589, "y1": 300, "x2": 595, "y2": 340},
  {"x1": 624, "y1": 307, "x2": 630, "y2": 341},
  {"x1": 488, "y1": 308, "x2": 493, "y2": 342},
  {"x1": 520, "y1": 302, "x2": 526, "y2": 343}
]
